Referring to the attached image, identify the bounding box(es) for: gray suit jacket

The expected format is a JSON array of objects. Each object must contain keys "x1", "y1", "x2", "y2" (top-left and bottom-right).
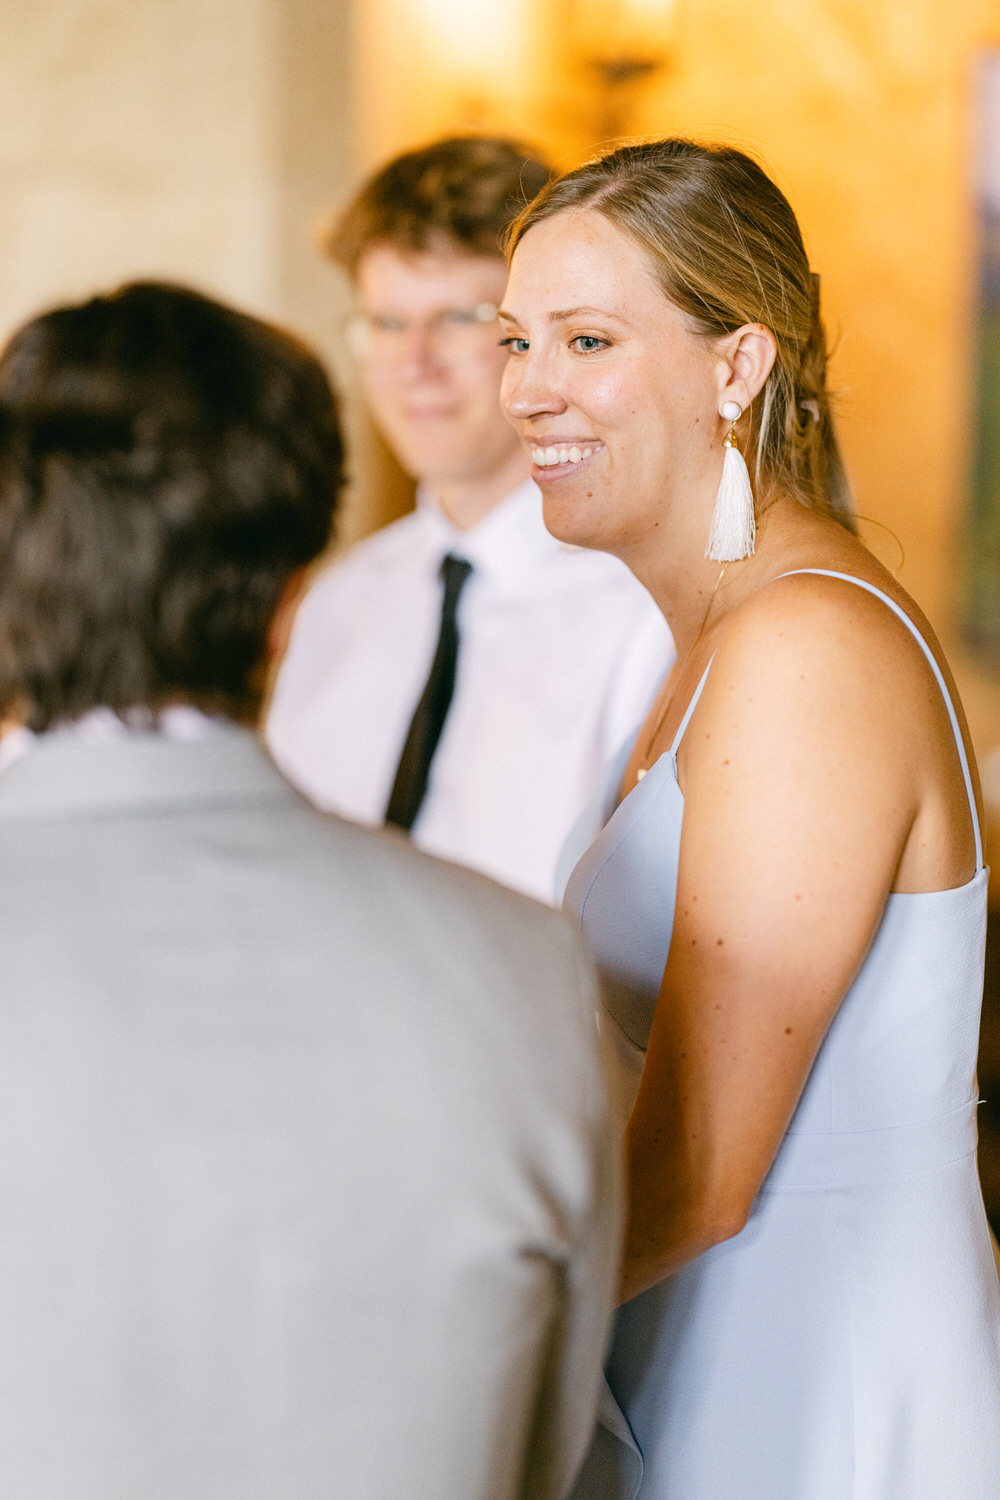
[{"x1": 0, "y1": 725, "x2": 620, "y2": 1500}]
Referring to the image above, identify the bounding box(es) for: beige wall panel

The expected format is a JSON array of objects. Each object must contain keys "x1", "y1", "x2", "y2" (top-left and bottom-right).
[
  {"x1": 0, "y1": 0, "x2": 284, "y2": 332},
  {"x1": 0, "y1": 0, "x2": 365, "y2": 536}
]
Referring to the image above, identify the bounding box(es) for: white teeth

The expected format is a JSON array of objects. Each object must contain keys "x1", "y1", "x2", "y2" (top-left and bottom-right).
[{"x1": 531, "y1": 443, "x2": 597, "y2": 467}]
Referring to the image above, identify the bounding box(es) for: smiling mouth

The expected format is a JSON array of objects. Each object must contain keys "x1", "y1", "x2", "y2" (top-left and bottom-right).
[{"x1": 530, "y1": 442, "x2": 602, "y2": 468}]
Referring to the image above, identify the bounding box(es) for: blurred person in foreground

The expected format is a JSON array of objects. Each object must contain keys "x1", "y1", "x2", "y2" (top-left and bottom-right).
[
  {"x1": 502, "y1": 139, "x2": 1000, "y2": 1498},
  {"x1": 266, "y1": 136, "x2": 673, "y2": 903},
  {"x1": 0, "y1": 281, "x2": 620, "y2": 1500}
]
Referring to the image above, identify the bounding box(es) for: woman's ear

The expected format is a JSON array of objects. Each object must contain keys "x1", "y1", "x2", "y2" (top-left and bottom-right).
[{"x1": 715, "y1": 323, "x2": 777, "y2": 412}]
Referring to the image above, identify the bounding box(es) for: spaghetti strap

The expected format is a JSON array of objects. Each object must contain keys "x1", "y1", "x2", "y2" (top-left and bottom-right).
[
  {"x1": 669, "y1": 658, "x2": 714, "y2": 756},
  {"x1": 778, "y1": 569, "x2": 984, "y2": 871}
]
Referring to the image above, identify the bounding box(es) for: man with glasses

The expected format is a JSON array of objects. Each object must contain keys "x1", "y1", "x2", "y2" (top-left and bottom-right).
[{"x1": 267, "y1": 136, "x2": 673, "y2": 901}]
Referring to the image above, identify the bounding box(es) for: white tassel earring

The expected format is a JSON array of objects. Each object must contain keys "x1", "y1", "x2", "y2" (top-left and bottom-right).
[{"x1": 705, "y1": 400, "x2": 755, "y2": 561}]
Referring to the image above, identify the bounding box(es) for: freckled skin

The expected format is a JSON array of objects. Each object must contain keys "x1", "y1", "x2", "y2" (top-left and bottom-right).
[
  {"x1": 501, "y1": 211, "x2": 724, "y2": 569},
  {"x1": 501, "y1": 198, "x2": 986, "y2": 1310}
]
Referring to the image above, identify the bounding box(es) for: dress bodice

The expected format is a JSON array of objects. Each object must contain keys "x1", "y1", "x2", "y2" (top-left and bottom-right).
[
  {"x1": 563, "y1": 571, "x2": 1000, "y2": 1500},
  {"x1": 564, "y1": 570, "x2": 989, "y2": 1149}
]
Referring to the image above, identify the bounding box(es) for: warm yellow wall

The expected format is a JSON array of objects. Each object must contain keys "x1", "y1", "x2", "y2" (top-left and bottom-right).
[
  {"x1": 622, "y1": 0, "x2": 1000, "y2": 762},
  {"x1": 355, "y1": 0, "x2": 1000, "y2": 773}
]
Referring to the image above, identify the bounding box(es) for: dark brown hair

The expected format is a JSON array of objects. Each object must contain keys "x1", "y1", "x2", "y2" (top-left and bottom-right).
[
  {"x1": 323, "y1": 135, "x2": 552, "y2": 275},
  {"x1": 0, "y1": 281, "x2": 344, "y2": 730},
  {"x1": 508, "y1": 138, "x2": 853, "y2": 526}
]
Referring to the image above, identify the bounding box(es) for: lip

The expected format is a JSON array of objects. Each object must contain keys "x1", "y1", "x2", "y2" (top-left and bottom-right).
[
  {"x1": 400, "y1": 405, "x2": 462, "y2": 420},
  {"x1": 528, "y1": 438, "x2": 604, "y2": 482}
]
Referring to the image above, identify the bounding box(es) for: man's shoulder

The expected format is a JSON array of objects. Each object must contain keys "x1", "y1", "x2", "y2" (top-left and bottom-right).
[
  {"x1": 279, "y1": 513, "x2": 432, "y2": 653},
  {"x1": 306, "y1": 811, "x2": 592, "y2": 1014},
  {"x1": 538, "y1": 545, "x2": 673, "y2": 650},
  {"x1": 545, "y1": 541, "x2": 649, "y2": 595},
  {"x1": 324, "y1": 811, "x2": 579, "y2": 953},
  {"x1": 308, "y1": 510, "x2": 432, "y2": 594}
]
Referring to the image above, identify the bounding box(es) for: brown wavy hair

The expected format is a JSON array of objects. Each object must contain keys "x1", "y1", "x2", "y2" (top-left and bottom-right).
[
  {"x1": 323, "y1": 136, "x2": 552, "y2": 275},
  {"x1": 507, "y1": 138, "x2": 853, "y2": 527},
  {"x1": 0, "y1": 281, "x2": 343, "y2": 730}
]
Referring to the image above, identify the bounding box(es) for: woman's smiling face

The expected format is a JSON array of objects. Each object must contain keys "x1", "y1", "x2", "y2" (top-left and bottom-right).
[{"x1": 500, "y1": 208, "x2": 725, "y2": 561}]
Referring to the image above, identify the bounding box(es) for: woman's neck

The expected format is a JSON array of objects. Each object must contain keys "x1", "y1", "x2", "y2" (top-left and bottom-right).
[{"x1": 626, "y1": 495, "x2": 853, "y2": 657}]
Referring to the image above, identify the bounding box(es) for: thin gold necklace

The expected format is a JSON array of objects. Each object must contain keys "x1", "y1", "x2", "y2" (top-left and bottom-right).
[{"x1": 635, "y1": 563, "x2": 728, "y2": 780}]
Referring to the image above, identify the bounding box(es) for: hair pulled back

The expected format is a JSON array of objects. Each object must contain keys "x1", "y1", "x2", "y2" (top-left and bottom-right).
[{"x1": 508, "y1": 139, "x2": 853, "y2": 527}]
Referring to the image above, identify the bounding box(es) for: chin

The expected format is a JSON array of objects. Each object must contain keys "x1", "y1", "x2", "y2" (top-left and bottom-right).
[
  {"x1": 540, "y1": 490, "x2": 614, "y2": 554},
  {"x1": 394, "y1": 433, "x2": 498, "y2": 483},
  {"x1": 391, "y1": 437, "x2": 462, "y2": 478}
]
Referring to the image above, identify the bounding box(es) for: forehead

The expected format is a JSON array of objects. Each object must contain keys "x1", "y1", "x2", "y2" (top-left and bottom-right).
[
  {"x1": 355, "y1": 244, "x2": 508, "y2": 311},
  {"x1": 504, "y1": 209, "x2": 667, "y2": 319}
]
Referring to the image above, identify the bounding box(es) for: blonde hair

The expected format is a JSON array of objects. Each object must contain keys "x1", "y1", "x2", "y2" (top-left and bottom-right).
[{"x1": 508, "y1": 139, "x2": 853, "y2": 527}]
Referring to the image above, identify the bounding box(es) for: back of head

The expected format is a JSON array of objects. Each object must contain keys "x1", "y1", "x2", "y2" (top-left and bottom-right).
[
  {"x1": 324, "y1": 135, "x2": 552, "y2": 273},
  {"x1": 509, "y1": 138, "x2": 853, "y2": 526},
  {"x1": 0, "y1": 281, "x2": 343, "y2": 731}
]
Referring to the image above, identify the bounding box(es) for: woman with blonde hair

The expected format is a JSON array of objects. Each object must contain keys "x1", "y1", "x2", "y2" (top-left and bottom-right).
[{"x1": 501, "y1": 139, "x2": 1000, "y2": 1498}]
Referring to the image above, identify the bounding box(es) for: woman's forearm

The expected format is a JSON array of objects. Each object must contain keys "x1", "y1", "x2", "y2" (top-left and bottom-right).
[{"x1": 616, "y1": 1154, "x2": 749, "y2": 1303}]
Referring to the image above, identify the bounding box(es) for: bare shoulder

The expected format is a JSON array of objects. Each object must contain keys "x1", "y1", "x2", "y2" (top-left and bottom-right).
[
  {"x1": 707, "y1": 566, "x2": 940, "y2": 712},
  {"x1": 682, "y1": 562, "x2": 981, "y2": 885},
  {"x1": 675, "y1": 555, "x2": 979, "y2": 904},
  {"x1": 678, "y1": 564, "x2": 956, "y2": 825}
]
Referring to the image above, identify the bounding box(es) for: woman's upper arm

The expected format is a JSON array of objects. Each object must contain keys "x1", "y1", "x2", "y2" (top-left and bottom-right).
[{"x1": 627, "y1": 582, "x2": 919, "y2": 1242}]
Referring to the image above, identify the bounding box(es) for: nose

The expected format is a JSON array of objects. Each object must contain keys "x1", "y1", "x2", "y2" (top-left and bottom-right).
[
  {"x1": 501, "y1": 356, "x2": 568, "y2": 424},
  {"x1": 397, "y1": 324, "x2": 446, "y2": 378}
]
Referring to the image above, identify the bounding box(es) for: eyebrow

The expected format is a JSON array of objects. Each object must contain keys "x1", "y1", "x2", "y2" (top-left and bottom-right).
[{"x1": 497, "y1": 304, "x2": 629, "y2": 326}]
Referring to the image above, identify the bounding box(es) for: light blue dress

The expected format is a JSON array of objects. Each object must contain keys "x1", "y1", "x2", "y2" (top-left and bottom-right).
[{"x1": 565, "y1": 572, "x2": 1000, "y2": 1499}]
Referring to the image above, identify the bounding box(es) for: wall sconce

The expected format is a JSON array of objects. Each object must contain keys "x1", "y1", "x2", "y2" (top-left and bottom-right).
[{"x1": 568, "y1": 0, "x2": 678, "y2": 140}]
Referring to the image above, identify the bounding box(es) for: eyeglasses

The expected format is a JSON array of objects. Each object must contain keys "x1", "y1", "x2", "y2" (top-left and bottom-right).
[{"x1": 343, "y1": 302, "x2": 500, "y2": 363}]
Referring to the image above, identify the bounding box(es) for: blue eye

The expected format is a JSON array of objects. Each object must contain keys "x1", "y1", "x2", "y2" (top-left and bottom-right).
[
  {"x1": 499, "y1": 336, "x2": 530, "y2": 354},
  {"x1": 571, "y1": 335, "x2": 607, "y2": 353}
]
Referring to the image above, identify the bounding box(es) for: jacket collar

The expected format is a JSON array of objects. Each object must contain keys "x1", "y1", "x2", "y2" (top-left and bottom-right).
[{"x1": 0, "y1": 724, "x2": 297, "y2": 824}]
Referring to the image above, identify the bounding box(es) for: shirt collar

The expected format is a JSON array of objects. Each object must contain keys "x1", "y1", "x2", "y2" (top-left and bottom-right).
[{"x1": 416, "y1": 479, "x2": 563, "y2": 584}]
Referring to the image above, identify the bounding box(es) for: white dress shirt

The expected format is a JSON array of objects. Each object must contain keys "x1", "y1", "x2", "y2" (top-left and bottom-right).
[{"x1": 267, "y1": 480, "x2": 674, "y2": 901}]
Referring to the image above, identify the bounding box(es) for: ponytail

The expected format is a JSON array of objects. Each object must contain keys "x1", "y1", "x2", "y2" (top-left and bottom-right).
[{"x1": 789, "y1": 273, "x2": 854, "y2": 529}]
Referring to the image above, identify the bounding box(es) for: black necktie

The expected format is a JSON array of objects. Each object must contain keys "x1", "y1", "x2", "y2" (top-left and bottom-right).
[{"x1": 384, "y1": 554, "x2": 473, "y2": 833}]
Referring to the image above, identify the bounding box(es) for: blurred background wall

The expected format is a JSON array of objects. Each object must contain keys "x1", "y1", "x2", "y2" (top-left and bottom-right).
[
  {"x1": 359, "y1": 0, "x2": 1000, "y2": 761},
  {"x1": 3, "y1": 1, "x2": 998, "y2": 641},
  {"x1": 0, "y1": 0, "x2": 363, "y2": 526},
  {"x1": 3, "y1": 0, "x2": 1000, "y2": 1209},
  {"x1": 9, "y1": 0, "x2": 993, "y2": 756}
]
